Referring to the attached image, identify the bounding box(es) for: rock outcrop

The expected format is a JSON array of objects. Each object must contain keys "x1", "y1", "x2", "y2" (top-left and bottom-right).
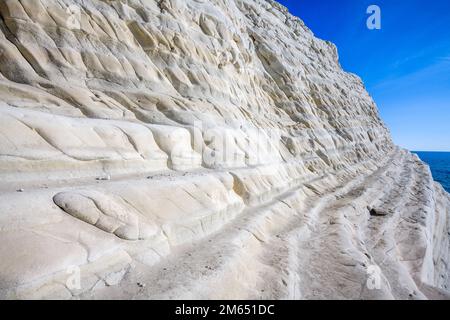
[{"x1": 0, "y1": 0, "x2": 449, "y2": 299}]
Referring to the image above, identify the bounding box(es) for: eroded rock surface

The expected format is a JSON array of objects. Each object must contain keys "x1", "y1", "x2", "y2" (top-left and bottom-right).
[{"x1": 0, "y1": 0, "x2": 449, "y2": 299}]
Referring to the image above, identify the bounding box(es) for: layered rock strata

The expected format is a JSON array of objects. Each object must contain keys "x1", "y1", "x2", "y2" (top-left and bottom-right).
[{"x1": 0, "y1": 0, "x2": 449, "y2": 299}]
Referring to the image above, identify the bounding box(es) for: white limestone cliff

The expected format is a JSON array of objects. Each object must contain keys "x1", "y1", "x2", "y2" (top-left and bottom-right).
[{"x1": 0, "y1": 0, "x2": 449, "y2": 299}]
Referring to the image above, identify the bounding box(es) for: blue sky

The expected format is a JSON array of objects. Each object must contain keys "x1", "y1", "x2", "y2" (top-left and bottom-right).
[{"x1": 277, "y1": 0, "x2": 450, "y2": 151}]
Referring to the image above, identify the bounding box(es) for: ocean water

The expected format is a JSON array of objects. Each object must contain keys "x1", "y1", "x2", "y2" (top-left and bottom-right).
[{"x1": 414, "y1": 152, "x2": 450, "y2": 193}]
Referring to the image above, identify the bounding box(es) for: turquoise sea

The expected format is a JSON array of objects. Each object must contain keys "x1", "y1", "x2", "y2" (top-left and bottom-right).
[{"x1": 414, "y1": 152, "x2": 450, "y2": 193}]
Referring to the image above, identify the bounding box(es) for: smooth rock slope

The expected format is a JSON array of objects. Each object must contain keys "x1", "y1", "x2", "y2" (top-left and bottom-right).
[{"x1": 0, "y1": 0, "x2": 449, "y2": 299}]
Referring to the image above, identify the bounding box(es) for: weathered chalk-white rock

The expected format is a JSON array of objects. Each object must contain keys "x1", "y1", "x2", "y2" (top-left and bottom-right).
[{"x1": 0, "y1": 0, "x2": 449, "y2": 299}]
